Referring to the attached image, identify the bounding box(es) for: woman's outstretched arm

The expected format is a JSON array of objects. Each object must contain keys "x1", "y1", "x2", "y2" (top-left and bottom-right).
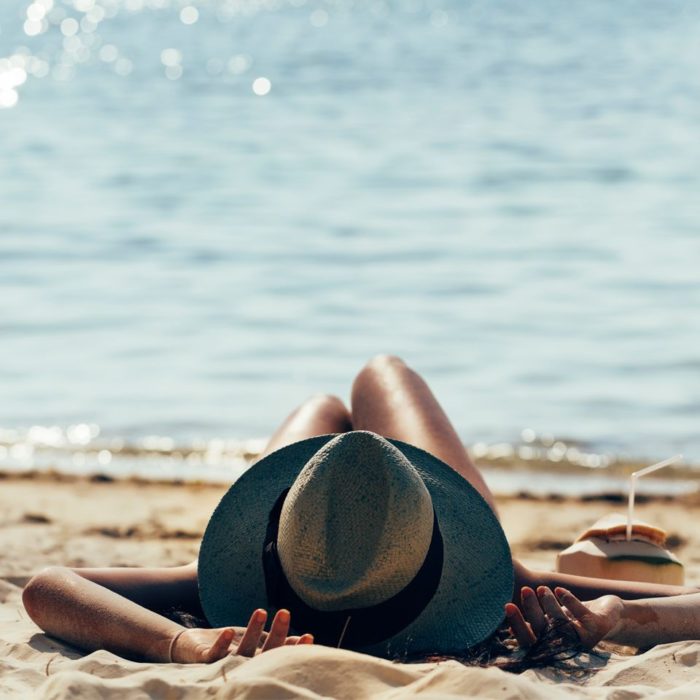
[
  {"x1": 69, "y1": 560, "x2": 203, "y2": 616},
  {"x1": 507, "y1": 586, "x2": 700, "y2": 650},
  {"x1": 605, "y1": 591, "x2": 700, "y2": 647},
  {"x1": 23, "y1": 566, "x2": 194, "y2": 662},
  {"x1": 22, "y1": 566, "x2": 311, "y2": 662},
  {"x1": 513, "y1": 560, "x2": 698, "y2": 601}
]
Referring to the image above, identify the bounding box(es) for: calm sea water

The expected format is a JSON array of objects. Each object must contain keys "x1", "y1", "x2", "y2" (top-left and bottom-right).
[{"x1": 1, "y1": 0, "x2": 699, "y2": 485}]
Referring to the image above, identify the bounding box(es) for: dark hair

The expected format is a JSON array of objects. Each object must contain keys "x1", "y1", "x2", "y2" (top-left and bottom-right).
[
  {"x1": 166, "y1": 609, "x2": 208, "y2": 629},
  {"x1": 404, "y1": 621, "x2": 603, "y2": 675},
  {"x1": 166, "y1": 609, "x2": 601, "y2": 675}
]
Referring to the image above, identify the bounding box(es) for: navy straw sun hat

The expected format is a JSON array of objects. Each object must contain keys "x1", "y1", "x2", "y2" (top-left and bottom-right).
[{"x1": 198, "y1": 431, "x2": 513, "y2": 657}]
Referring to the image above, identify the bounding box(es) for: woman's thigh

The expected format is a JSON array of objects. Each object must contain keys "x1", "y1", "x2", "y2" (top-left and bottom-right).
[{"x1": 350, "y1": 355, "x2": 497, "y2": 514}]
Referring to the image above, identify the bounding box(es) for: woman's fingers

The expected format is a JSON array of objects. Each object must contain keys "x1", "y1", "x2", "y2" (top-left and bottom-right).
[
  {"x1": 235, "y1": 609, "x2": 268, "y2": 657},
  {"x1": 520, "y1": 587, "x2": 547, "y2": 635},
  {"x1": 206, "y1": 628, "x2": 235, "y2": 662},
  {"x1": 505, "y1": 603, "x2": 536, "y2": 648},
  {"x1": 555, "y1": 587, "x2": 591, "y2": 620},
  {"x1": 261, "y1": 609, "x2": 291, "y2": 652},
  {"x1": 234, "y1": 609, "x2": 313, "y2": 657},
  {"x1": 509, "y1": 587, "x2": 602, "y2": 651},
  {"x1": 555, "y1": 588, "x2": 618, "y2": 649},
  {"x1": 537, "y1": 586, "x2": 570, "y2": 624}
]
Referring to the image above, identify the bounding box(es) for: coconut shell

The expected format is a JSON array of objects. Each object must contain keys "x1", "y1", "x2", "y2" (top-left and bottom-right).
[{"x1": 557, "y1": 536, "x2": 684, "y2": 585}]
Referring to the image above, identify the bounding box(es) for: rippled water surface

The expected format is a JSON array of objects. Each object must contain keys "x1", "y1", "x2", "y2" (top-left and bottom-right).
[{"x1": 1, "y1": 0, "x2": 699, "y2": 479}]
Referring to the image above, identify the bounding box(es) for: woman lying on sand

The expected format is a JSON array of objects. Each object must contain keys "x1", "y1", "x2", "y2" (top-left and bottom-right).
[{"x1": 22, "y1": 355, "x2": 700, "y2": 667}]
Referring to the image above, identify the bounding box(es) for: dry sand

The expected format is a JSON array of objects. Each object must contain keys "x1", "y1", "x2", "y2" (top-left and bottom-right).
[{"x1": 1, "y1": 473, "x2": 699, "y2": 698}]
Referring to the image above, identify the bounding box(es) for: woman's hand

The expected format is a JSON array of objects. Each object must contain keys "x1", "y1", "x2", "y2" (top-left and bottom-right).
[
  {"x1": 505, "y1": 586, "x2": 624, "y2": 650},
  {"x1": 170, "y1": 608, "x2": 313, "y2": 663}
]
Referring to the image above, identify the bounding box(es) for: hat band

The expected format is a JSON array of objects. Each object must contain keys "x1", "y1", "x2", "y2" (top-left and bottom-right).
[{"x1": 262, "y1": 489, "x2": 444, "y2": 649}]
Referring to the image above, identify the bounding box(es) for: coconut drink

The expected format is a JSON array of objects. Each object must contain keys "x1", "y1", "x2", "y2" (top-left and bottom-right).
[{"x1": 557, "y1": 512, "x2": 684, "y2": 585}]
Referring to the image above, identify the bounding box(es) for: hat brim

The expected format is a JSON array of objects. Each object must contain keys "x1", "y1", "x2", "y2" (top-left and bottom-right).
[{"x1": 198, "y1": 434, "x2": 513, "y2": 657}]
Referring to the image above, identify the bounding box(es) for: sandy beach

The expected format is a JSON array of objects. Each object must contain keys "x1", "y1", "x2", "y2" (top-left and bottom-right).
[
  {"x1": 4, "y1": 0, "x2": 699, "y2": 696},
  {"x1": 1, "y1": 472, "x2": 698, "y2": 698}
]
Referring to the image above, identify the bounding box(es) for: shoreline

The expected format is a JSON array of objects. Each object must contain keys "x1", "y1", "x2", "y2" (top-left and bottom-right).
[
  {"x1": 1, "y1": 467, "x2": 699, "y2": 504},
  {"x1": 3, "y1": 421, "x2": 699, "y2": 501},
  {"x1": 1, "y1": 452, "x2": 697, "y2": 501}
]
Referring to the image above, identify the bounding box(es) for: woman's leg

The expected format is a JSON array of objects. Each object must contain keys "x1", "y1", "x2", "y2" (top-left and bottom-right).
[
  {"x1": 257, "y1": 394, "x2": 352, "y2": 460},
  {"x1": 351, "y1": 355, "x2": 498, "y2": 514}
]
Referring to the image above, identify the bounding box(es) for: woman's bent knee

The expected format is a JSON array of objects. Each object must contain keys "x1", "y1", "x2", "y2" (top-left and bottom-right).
[
  {"x1": 355, "y1": 355, "x2": 407, "y2": 384},
  {"x1": 364, "y1": 354, "x2": 407, "y2": 373},
  {"x1": 301, "y1": 394, "x2": 347, "y2": 416},
  {"x1": 353, "y1": 355, "x2": 412, "y2": 394}
]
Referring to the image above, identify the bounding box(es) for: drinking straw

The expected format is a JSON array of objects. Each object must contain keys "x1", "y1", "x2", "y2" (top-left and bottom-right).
[{"x1": 626, "y1": 455, "x2": 683, "y2": 541}]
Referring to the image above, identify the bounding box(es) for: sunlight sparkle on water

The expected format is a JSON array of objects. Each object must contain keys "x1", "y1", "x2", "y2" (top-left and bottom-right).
[
  {"x1": 161, "y1": 47, "x2": 182, "y2": 79},
  {"x1": 0, "y1": 67, "x2": 28, "y2": 89},
  {"x1": 0, "y1": 89, "x2": 19, "y2": 109},
  {"x1": 60, "y1": 17, "x2": 80, "y2": 36},
  {"x1": 87, "y1": 5, "x2": 106, "y2": 23},
  {"x1": 180, "y1": 6, "x2": 199, "y2": 24},
  {"x1": 24, "y1": 19, "x2": 47, "y2": 36},
  {"x1": 1, "y1": 1, "x2": 449, "y2": 114},
  {"x1": 252, "y1": 76, "x2": 271, "y2": 95},
  {"x1": 26, "y1": 57, "x2": 50, "y2": 78},
  {"x1": 26, "y1": 3, "x2": 48, "y2": 22},
  {"x1": 160, "y1": 48, "x2": 182, "y2": 67},
  {"x1": 228, "y1": 54, "x2": 251, "y2": 75},
  {"x1": 0, "y1": 61, "x2": 26, "y2": 108}
]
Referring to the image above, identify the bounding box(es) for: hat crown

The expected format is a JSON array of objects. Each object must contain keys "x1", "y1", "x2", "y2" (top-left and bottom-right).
[{"x1": 277, "y1": 431, "x2": 434, "y2": 611}]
